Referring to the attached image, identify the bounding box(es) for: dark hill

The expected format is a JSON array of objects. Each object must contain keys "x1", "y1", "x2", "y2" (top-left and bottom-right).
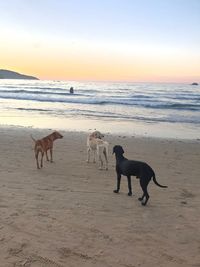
[{"x1": 0, "y1": 69, "x2": 39, "y2": 80}]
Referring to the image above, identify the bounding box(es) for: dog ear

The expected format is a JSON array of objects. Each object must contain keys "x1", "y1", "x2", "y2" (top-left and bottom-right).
[
  {"x1": 113, "y1": 145, "x2": 124, "y2": 154},
  {"x1": 119, "y1": 146, "x2": 124, "y2": 154}
]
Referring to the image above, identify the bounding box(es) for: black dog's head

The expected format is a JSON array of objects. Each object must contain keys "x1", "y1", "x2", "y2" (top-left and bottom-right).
[{"x1": 113, "y1": 145, "x2": 124, "y2": 155}]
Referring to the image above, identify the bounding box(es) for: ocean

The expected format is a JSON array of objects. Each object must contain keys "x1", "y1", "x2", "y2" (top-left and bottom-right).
[{"x1": 0, "y1": 79, "x2": 200, "y2": 139}]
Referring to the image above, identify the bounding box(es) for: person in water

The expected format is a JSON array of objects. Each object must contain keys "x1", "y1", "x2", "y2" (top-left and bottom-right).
[{"x1": 70, "y1": 87, "x2": 74, "y2": 94}]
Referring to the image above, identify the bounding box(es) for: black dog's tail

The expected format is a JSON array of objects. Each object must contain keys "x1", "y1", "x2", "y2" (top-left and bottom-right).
[{"x1": 152, "y1": 174, "x2": 168, "y2": 188}]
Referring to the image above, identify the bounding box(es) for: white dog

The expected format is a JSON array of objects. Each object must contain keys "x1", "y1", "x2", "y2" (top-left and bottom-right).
[{"x1": 86, "y1": 131, "x2": 109, "y2": 170}]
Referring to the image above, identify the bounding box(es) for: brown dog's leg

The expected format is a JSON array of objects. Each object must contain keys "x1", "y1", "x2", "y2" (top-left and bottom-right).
[
  {"x1": 35, "y1": 151, "x2": 40, "y2": 169},
  {"x1": 40, "y1": 152, "x2": 44, "y2": 168},
  {"x1": 50, "y1": 148, "x2": 53, "y2": 162},
  {"x1": 45, "y1": 151, "x2": 49, "y2": 161}
]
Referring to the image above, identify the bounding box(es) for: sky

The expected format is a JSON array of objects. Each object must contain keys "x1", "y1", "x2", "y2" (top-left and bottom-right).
[{"x1": 0, "y1": 0, "x2": 200, "y2": 82}]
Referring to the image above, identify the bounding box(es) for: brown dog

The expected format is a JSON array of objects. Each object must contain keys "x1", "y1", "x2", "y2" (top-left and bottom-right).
[{"x1": 31, "y1": 131, "x2": 63, "y2": 169}]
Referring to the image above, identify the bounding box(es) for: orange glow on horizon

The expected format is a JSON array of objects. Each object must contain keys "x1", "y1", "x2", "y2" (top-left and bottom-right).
[{"x1": 1, "y1": 39, "x2": 199, "y2": 83}]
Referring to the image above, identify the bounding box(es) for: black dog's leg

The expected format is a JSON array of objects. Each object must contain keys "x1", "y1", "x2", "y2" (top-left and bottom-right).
[
  {"x1": 127, "y1": 176, "x2": 132, "y2": 196},
  {"x1": 139, "y1": 178, "x2": 150, "y2": 206},
  {"x1": 138, "y1": 193, "x2": 145, "y2": 202},
  {"x1": 113, "y1": 173, "x2": 121, "y2": 193}
]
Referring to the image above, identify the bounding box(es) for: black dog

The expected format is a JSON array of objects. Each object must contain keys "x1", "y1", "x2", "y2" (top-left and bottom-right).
[{"x1": 113, "y1": 145, "x2": 167, "y2": 205}]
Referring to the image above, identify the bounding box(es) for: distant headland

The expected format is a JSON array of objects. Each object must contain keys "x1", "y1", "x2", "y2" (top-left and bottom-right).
[{"x1": 0, "y1": 69, "x2": 39, "y2": 80}]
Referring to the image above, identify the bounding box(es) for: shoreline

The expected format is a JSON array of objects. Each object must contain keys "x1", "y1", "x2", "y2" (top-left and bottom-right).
[
  {"x1": 0, "y1": 123, "x2": 200, "y2": 143},
  {"x1": 0, "y1": 113, "x2": 200, "y2": 140}
]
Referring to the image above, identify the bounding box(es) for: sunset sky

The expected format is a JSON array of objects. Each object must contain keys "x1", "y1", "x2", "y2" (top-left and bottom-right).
[{"x1": 0, "y1": 0, "x2": 200, "y2": 82}]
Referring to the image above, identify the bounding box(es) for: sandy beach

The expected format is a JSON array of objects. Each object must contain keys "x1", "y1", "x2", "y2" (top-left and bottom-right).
[{"x1": 0, "y1": 126, "x2": 200, "y2": 267}]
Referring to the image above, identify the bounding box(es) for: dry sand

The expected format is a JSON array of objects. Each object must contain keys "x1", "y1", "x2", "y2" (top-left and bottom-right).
[{"x1": 0, "y1": 126, "x2": 200, "y2": 267}]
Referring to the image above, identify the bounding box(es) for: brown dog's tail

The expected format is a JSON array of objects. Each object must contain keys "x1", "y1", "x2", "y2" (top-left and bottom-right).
[
  {"x1": 152, "y1": 174, "x2": 168, "y2": 188},
  {"x1": 30, "y1": 134, "x2": 36, "y2": 143}
]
